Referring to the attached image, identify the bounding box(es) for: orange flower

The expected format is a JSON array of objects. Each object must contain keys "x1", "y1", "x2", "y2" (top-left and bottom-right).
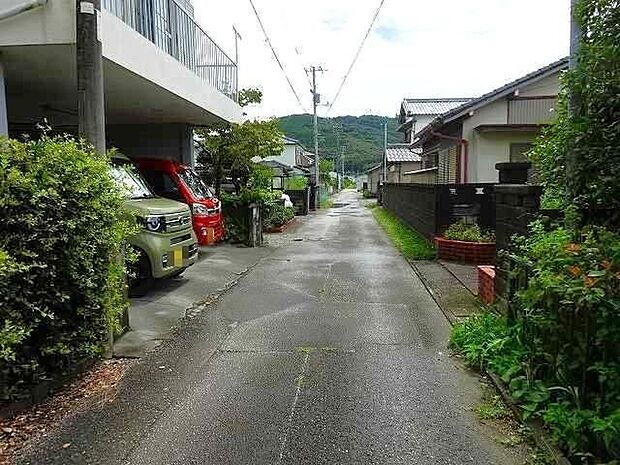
[
  {"x1": 566, "y1": 243, "x2": 581, "y2": 253},
  {"x1": 584, "y1": 277, "x2": 598, "y2": 288},
  {"x1": 568, "y1": 265, "x2": 582, "y2": 277}
]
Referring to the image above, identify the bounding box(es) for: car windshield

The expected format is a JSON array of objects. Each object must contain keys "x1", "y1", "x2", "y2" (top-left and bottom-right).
[
  {"x1": 109, "y1": 161, "x2": 154, "y2": 200},
  {"x1": 178, "y1": 167, "x2": 213, "y2": 200}
]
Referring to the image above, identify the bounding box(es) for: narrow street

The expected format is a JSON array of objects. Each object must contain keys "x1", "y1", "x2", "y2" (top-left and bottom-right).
[{"x1": 18, "y1": 191, "x2": 521, "y2": 465}]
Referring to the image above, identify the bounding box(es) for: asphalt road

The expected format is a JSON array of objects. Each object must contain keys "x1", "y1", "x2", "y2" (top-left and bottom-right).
[{"x1": 18, "y1": 190, "x2": 522, "y2": 465}]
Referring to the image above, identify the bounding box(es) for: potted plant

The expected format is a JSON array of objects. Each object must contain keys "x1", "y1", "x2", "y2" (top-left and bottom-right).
[{"x1": 435, "y1": 221, "x2": 496, "y2": 264}]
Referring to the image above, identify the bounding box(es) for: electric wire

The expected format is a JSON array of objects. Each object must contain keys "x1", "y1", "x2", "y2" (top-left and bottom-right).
[
  {"x1": 327, "y1": 0, "x2": 386, "y2": 114},
  {"x1": 248, "y1": 0, "x2": 309, "y2": 113}
]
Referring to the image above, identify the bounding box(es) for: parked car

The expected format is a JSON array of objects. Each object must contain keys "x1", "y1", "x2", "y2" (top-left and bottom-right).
[
  {"x1": 133, "y1": 158, "x2": 224, "y2": 246},
  {"x1": 109, "y1": 155, "x2": 198, "y2": 291}
]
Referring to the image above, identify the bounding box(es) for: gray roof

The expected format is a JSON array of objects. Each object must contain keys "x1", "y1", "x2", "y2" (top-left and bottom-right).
[
  {"x1": 386, "y1": 144, "x2": 421, "y2": 163},
  {"x1": 402, "y1": 98, "x2": 472, "y2": 116},
  {"x1": 416, "y1": 57, "x2": 568, "y2": 141}
]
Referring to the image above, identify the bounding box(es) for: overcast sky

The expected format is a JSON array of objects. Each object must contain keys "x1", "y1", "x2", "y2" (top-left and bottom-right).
[{"x1": 194, "y1": 0, "x2": 570, "y2": 118}]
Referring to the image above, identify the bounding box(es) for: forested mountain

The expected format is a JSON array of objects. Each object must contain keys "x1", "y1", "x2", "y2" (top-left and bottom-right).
[{"x1": 277, "y1": 114, "x2": 403, "y2": 174}]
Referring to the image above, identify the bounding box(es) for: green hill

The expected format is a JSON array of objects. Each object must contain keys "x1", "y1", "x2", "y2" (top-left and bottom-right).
[{"x1": 277, "y1": 114, "x2": 402, "y2": 174}]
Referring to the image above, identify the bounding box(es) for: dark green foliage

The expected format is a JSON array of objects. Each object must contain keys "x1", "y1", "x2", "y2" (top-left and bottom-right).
[
  {"x1": 443, "y1": 221, "x2": 495, "y2": 243},
  {"x1": 263, "y1": 202, "x2": 295, "y2": 229},
  {"x1": 284, "y1": 176, "x2": 308, "y2": 190},
  {"x1": 451, "y1": 222, "x2": 620, "y2": 462},
  {"x1": 277, "y1": 114, "x2": 401, "y2": 174},
  {"x1": 0, "y1": 136, "x2": 134, "y2": 401},
  {"x1": 529, "y1": 0, "x2": 620, "y2": 211}
]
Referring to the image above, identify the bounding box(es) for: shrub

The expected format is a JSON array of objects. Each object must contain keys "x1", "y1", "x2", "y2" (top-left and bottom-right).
[
  {"x1": 285, "y1": 176, "x2": 308, "y2": 190},
  {"x1": 529, "y1": 0, "x2": 620, "y2": 212},
  {"x1": 263, "y1": 203, "x2": 294, "y2": 228},
  {"x1": 452, "y1": 222, "x2": 620, "y2": 462},
  {"x1": 443, "y1": 221, "x2": 495, "y2": 243},
  {"x1": 0, "y1": 136, "x2": 134, "y2": 401}
]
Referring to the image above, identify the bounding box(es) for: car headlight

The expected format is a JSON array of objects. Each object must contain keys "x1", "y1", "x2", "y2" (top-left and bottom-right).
[
  {"x1": 192, "y1": 203, "x2": 209, "y2": 216},
  {"x1": 144, "y1": 215, "x2": 166, "y2": 232}
]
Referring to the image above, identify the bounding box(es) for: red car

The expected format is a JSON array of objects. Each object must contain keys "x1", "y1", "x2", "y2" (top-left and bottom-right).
[{"x1": 133, "y1": 158, "x2": 224, "y2": 246}]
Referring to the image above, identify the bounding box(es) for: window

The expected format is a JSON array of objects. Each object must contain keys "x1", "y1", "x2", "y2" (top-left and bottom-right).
[
  {"x1": 141, "y1": 169, "x2": 185, "y2": 202},
  {"x1": 510, "y1": 143, "x2": 533, "y2": 163},
  {"x1": 423, "y1": 152, "x2": 438, "y2": 169}
]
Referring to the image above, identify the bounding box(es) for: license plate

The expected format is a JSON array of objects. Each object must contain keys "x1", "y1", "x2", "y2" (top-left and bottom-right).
[{"x1": 173, "y1": 248, "x2": 183, "y2": 267}]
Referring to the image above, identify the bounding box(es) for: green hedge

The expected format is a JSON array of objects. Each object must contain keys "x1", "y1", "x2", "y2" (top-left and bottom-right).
[{"x1": 0, "y1": 136, "x2": 134, "y2": 401}]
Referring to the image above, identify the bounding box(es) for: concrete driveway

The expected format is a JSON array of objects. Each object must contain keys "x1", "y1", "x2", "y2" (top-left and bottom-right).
[{"x1": 17, "y1": 190, "x2": 524, "y2": 465}]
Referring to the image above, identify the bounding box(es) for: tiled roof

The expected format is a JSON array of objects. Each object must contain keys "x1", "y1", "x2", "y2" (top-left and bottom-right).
[
  {"x1": 403, "y1": 98, "x2": 472, "y2": 116},
  {"x1": 386, "y1": 144, "x2": 421, "y2": 162}
]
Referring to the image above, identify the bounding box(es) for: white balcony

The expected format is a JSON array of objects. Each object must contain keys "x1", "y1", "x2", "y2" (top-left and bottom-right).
[{"x1": 0, "y1": 0, "x2": 243, "y2": 132}]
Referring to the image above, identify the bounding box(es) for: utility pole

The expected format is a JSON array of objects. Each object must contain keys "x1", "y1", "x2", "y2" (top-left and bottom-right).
[
  {"x1": 76, "y1": 0, "x2": 105, "y2": 153},
  {"x1": 383, "y1": 122, "x2": 388, "y2": 183},
  {"x1": 233, "y1": 26, "x2": 241, "y2": 102},
  {"x1": 341, "y1": 145, "x2": 346, "y2": 189},
  {"x1": 306, "y1": 65, "x2": 323, "y2": 209},
  {"x1": 566, "y1": 0, "x2": 582, "y2": 203}
]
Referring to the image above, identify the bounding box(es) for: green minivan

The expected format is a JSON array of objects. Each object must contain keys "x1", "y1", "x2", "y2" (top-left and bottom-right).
[{"x1": 109, "y1": 155, "x2": 198, "y2": 287}]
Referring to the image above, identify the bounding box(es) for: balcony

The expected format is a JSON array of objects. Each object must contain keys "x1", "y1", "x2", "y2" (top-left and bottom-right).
[{"x1": 102, "y1": 0, "x2": 237, "y2": 101}]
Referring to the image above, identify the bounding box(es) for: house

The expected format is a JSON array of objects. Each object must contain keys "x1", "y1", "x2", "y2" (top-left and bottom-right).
[
  {"x1": 257, "y1": 136, "x2": 313, "y2": 189},
  {"x1": 367, "y1": 164, "x2": 383, "y2": 195},
  {"x1": 406, "y1": 58, "x2": 568, "y2": 184},
  {"x1": 385, "y1": 144, "x2": 421, "y2": 184},
  {"x1": 398, "y1": 98, "x2": 472, "y2": 143},
  {"x1": 0, "y1": 0, "x2": 242, "y2": 166}
]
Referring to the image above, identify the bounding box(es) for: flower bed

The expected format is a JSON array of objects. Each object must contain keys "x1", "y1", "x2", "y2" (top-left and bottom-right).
[
  {"x1": 434, "y1": 236, "x2": 496, "y2": 264},
  {"x1": 265, "y1": 217, "x2": 296, "y2": 233}
]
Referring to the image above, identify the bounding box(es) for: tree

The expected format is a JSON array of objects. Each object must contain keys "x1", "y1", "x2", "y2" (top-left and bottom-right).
[
  {"x1": 196, "y1": 88, "x2": 284, "y2": 195},
  {"x1": 319, "y1": 158, "x2": 336, "y2": 188}
]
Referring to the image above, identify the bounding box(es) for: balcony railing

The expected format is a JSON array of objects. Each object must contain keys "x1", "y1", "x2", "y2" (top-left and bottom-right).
[{"x1": 102, "y1": 0, "x2": 237, "y2": 101}]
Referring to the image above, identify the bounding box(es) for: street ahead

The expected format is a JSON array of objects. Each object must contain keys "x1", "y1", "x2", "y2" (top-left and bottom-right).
[{"x1": 18, "y1": 191, "x2": 522, "y2": 465}]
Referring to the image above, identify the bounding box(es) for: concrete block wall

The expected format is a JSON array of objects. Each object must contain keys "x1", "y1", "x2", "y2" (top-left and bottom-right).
[{"x1": 494, "y1": 184, "x2": 542, "y2": 305}]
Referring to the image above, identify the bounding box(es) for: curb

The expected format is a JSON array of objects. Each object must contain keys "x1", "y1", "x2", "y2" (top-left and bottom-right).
[{"x1": 410, "y1": 259, "x2": 570, "y2": 465}]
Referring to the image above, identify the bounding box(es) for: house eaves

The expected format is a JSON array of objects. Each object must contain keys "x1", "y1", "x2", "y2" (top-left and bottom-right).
[{"x1": 414, "y1": 57, "x2": 568, "y2": 145}]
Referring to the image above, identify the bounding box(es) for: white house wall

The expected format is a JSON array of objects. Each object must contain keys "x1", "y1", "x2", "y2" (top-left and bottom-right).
[
  {"x1": 517, "y1": 73, "x2": 561, "y2": 97},
  {"x1": 461, "y1": 70, "x2": 561, "y2": 183},
  {"x1": 264, "y1": 144, "x2": 296, "y2": 167}
]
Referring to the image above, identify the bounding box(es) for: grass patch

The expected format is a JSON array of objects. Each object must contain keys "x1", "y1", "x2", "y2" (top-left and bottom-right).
[
  {"x1": 370, "y1": 206, "x2": 435, "y2": 260},
  {"x1": 476, "y1": 393, "x2": 511, "y2": 421},
  {"x1": 320, "y1": 198, "x2": 334, "y2": 209}
]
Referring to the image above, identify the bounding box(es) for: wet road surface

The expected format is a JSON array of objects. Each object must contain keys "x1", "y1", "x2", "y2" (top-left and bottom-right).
[{"x1": 18, "y1": 190, "x2": 522, "y2": 464}]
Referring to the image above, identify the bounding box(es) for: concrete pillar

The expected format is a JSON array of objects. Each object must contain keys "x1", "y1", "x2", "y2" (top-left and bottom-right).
[
  {"x1": 0, "y1": 58, "x2": 8, "y2": 137},
  {"x1": 77, "y1": 0, "x2": 106, "y2": 153},
  {"x1": 180, "y1": 125, "x2": 194, "y2": 167}
]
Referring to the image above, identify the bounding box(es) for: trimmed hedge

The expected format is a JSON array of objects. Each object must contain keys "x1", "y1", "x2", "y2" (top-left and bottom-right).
[{"x1": 0, "y1": 136, "x2": 134, "y2": 401}]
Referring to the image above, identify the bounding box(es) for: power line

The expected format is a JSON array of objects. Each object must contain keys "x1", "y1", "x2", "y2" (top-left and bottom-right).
[
  {"x1": 248, "y1": 0, "x2": 308, "y2": 113},
  {"x1": 326, "y1": 0, "x2": 386, "y2": 115}
]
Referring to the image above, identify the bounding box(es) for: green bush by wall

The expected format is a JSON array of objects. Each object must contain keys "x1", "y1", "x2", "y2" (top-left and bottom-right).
[{"x1": 0, "y1": 136, "x2": 134, "y2": 401}]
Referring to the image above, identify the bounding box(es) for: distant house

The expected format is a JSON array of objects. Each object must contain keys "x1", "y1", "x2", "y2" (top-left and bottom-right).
[
  {"x1": 385, "y1": 144, "x2": 421, "y2": 183},
  {"x1": 398, "y1": 98, "x2": 472, "y2": 143},
  {"x1": 367, "y1": 164, "x2": 383, "y2": 195},
  {"x1": 257, "y1": 136, "x2": 313, "y2": 189},
  {"x1": 261, "y1": 136, "x2": 307, "y2": 168},
  {"x1": 407, "y1": 58, "x2": 568, "y2": 184}
]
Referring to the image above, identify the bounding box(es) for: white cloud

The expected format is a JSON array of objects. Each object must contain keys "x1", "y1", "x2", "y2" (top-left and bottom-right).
[{"x1": 194, "y1": 0, "x2": 570, "y2": 118}]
